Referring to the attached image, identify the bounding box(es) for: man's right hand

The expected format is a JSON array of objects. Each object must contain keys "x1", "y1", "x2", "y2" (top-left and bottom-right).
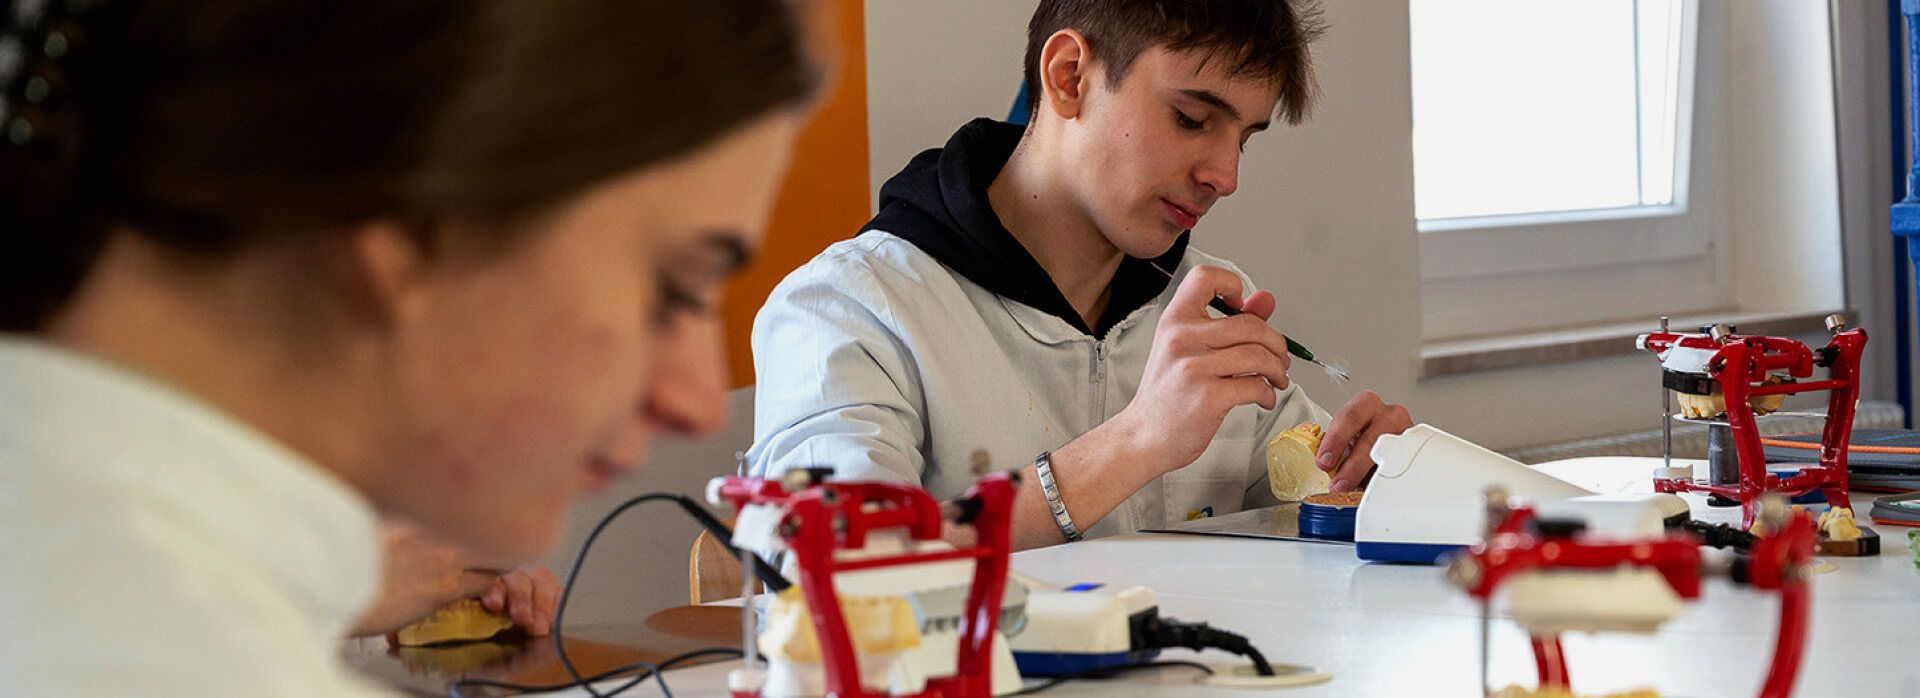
[
  {"x1": 1000, "y1": 265, "x2": 1295, "y2": 550},
  {"x1": 1114, "y1": 265, "x2": 1291, "y2": 474}
]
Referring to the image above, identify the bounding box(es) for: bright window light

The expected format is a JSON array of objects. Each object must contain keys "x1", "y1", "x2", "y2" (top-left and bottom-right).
[{"x1": 1411, "y1": 0, "x2": 1688, "y2": 222}]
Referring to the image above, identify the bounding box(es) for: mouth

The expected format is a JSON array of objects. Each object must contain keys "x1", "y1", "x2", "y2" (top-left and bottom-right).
[{"x1": 1159, "y1": 197, "x2": 1204, "y2": 229}]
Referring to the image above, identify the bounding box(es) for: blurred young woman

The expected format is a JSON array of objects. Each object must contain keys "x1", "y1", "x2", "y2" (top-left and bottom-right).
[{"x1": 0, "y1": 1, "x2": 817, "y2": 693}]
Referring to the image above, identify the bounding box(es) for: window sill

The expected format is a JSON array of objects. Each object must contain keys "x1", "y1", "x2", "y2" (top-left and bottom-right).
[{"x1": 1419, "y1": 309, "x2": 1846, "y2": 378}]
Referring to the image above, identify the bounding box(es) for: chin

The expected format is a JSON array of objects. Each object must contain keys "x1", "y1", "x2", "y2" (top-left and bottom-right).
[
  {"x1": 449, "y1": 508, "x2": 568, "y2": 566},
  {"x1": 1116, "y1": 225, "x2": 1183, "y2": 259},
  {"x1": 483, "y1": 525, "x2": 564, "y2": 566}
]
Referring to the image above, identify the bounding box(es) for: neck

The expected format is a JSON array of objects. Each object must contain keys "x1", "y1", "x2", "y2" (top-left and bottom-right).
[
  {"x1": 987, "y1": 132, "x2": 1125, "y2": 328},
  {"x1": 44, "y1": 234, "x2": 381, "y2": 493}
]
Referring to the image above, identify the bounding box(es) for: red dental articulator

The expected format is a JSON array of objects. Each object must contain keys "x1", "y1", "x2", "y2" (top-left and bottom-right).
[
  {"x1": 1447, "y1": 491, "x2": 1817, "y2": 698},
  {"x1": 707, "y1": 468, "x2": 1018, "y2": 698},
  {"x1": 1635, "y1": 315, "x2": 1867, "y2": 530}
]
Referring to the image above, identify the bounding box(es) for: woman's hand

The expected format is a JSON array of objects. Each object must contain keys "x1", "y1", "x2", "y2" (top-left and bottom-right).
[
  {"x1": 480, "y1": 565, "x2": 562, "y2": 637},
  {"x1": 349, "y1": 520, "x2": 561, "y2": 638}
]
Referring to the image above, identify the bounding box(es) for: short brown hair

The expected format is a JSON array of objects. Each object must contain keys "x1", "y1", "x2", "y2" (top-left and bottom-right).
[
  {"x1": 1022, "y1": 0, "x2": 1326, "y2": 125},
  {"x1": 0, "y1": 0, "x2": 820, "y2": 330}
]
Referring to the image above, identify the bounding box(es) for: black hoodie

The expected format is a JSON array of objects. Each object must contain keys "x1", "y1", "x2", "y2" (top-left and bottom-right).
[{"x1": 861, "y1": 118, "x2": 1189, "y2": 339}]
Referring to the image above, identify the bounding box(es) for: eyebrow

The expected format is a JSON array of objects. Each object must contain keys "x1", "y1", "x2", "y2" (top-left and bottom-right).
[{"x1": 1178, "y1": 88, "x2": 1271, "y2": 133}]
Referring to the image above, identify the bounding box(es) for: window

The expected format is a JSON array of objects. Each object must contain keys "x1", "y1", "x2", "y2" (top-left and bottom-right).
[
  {"x1": 1413, "y1": 0, "x2": 1717, "y2": 341},
  {"x1": 1411, "y1": 0, "x2": 1688, "y2": 221}
]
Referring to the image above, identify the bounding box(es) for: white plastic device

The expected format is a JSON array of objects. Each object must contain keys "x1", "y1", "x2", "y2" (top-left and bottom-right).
[
  {"x1": 1357, "y1": 425, "x2": 1688, "y2": 563},
  {"x1": 1008, "y1": 584, "x2": 1159, "y2": 675}
]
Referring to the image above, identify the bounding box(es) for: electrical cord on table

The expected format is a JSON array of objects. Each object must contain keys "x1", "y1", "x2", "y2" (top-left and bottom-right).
[
  {"x1": 450, "y1": 492, "x2": 789, "y2": 697},
  {"x1": 447, "y1": 647, "x2": 742, "y2": 697},
  {"x1": 1137, "y1": 615, "x2": 1275, "y2": 676},
  {"x1": 1010, "y1": 660, "x2": 1215, "y2": 695},
  {"x1": 1009, "y1": 615, "x2": 1271, "y2": 694}
]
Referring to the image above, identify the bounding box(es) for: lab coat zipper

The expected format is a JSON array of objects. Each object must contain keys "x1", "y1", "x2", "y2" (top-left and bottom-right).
[{"x1": 1091, "y1": 341, "x2": 1108, "y2": 417}]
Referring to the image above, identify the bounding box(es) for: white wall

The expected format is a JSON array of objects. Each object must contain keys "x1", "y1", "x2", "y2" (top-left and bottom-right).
[
  {"x1": 865, "y1": 0, "x2": 1883, "y2": 452},
  {"x1": 863, "y1": 0, "x2": 1030, "y2": 192},
  {"x1": 1727, "y1": 0, "x2": 1845, "y2": 313},
  {"x1": 1832, "y1": 1, "x2": 1904, "y2": 412}
]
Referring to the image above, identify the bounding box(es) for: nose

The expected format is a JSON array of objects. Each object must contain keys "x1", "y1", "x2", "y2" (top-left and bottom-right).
[
  {"x1": 1194, "y1": 142, "x2": 1241, "y2": 199},
  {"x1": 640, "y1": 314, "x2": 731, "y2": 438}
]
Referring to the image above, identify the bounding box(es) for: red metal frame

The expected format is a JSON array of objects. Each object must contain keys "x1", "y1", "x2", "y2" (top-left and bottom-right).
[
  {"x1": 712, "y1": 472, "x2": 1018, "y2": 698},
  {"x1": 1639, "y1": 328, "x2": 1868, "y2": 528},
  {"x1": 1456, "y1": 504, "x2": 1816, "y2": 698}
]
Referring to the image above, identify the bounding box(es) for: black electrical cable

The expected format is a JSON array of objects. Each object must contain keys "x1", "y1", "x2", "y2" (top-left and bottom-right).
[
  {"x1": 447, "y1": 660, "x2": 657, "y2": 697},
  {"x1": 447, "y1": 647, "x2": 742, "y2": 697},
  {"x1": 632, "y1": 493, "x2": 790, "y2": 593},
  {"x1": 551, "y1": 493, "x2": 785, "y2": 697},
  {"x1": 1683, "y1": 518, "x2": 1758, "y2": 550},
  {"x1": 1138, "y1": 615, "x2": 1275, "y2": 676},
  {"x1": 1009, "y1": 659, "x2": 1215, "y2": 695},
  {"x1": 447, "y1": 491, "x2": 787, "y2": 697}
]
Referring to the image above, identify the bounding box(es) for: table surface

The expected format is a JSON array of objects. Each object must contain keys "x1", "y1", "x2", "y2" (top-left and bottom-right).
[
  {"x1": 343, "y1": 605, "x2": 747, "y2": 697},
  {"x1": 374, "y1": 457, "x2": 1920, "y2": 697}
]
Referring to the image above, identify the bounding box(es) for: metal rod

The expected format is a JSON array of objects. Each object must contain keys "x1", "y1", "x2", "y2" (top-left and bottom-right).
[
  {"x1": 1661, "y1": 316, "x2": 1673, "y2": 471},
  {"x1": 733, "y1": 448, "x2": 761, "y2": 671},
  {"x1": 1480, "y1": 598, "x2": 1492, "y2": 697},
  {"x1": 741, "y1": 544, "x2": 759, "y2": 669}
]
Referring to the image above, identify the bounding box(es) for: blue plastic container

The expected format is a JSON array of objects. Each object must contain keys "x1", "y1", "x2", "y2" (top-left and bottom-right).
[{"x1": 1299, "y1": 500, "x2": 1357, "y2": 540}]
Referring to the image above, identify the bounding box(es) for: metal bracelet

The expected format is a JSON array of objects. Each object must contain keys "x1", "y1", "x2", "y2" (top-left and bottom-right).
[{"x1": 1035, "y1": 451, "x2": 1082, "y2": 542}]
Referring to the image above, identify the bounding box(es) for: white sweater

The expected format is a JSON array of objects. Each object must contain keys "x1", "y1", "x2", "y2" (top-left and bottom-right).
[
  {"x1": 0, "y1": 339, "x2": 393, "y2": 696},
  {"x1": 747, "y1": 231, "x2": 1329, "y2": 540}
]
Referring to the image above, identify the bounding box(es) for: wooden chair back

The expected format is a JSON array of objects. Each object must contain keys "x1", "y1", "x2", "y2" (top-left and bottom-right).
[{"x1": 688, "y1": 520, "x2": 762, "y2": 604}]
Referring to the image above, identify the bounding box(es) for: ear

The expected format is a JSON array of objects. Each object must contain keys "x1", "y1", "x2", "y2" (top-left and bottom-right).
[
  {"x1": 1038, "y1": 29, "x2": 1093, "y2": 121},
  {"x1": 346, "y1": 219, "x2": 432, "y2": 327}
]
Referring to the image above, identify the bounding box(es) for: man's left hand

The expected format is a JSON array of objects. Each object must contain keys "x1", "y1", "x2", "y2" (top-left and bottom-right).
[{"x1": 1316, "y1": 390, "x2": 1413, "y2": 491}]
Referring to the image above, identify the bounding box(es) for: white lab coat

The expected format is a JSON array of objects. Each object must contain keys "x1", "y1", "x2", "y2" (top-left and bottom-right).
[
  {"x1": 748, "y1": 231, "x2": 1330, "y2": 540},
  {"x1": 0, "y1": 338, "x2": 393, "y2": 696}
]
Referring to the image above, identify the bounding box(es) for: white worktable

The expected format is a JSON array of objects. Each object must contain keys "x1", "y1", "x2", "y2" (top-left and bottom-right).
[{"x1": 560, "y1": 458, "x2": 1920, "y2": 697}]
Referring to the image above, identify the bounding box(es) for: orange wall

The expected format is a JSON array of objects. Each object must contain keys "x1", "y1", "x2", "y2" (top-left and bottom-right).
[{"x1": 722, "y1": 0, "x2": 871, "y2": 389}]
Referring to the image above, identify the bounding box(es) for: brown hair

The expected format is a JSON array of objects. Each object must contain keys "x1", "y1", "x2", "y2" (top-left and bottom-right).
[
  {"x1": 1022, "y1": 0, "x2": 1325, "y2": 125},
  {"x1": 0, "y1": 0, "x2": 821, "y2": 330}
]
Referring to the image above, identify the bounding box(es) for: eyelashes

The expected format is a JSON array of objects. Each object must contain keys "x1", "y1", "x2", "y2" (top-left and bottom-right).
[
  {"x1": 649, "y1": 233, "x2": 749, "y2": 326},
  {"x1": 654, "y1": 278, "x2": 713, "y2": 325},
  {"x1": 1175, "y1": 107, "x2": 1251, "y2": 153}
]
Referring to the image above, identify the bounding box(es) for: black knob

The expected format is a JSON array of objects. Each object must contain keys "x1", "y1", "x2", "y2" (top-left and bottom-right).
[{"x1": 1531, "y1": 517, "x2": 1588, "y2": 538}]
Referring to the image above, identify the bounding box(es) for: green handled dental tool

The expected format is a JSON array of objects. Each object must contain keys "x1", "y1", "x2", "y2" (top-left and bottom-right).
[{"x1": 1150, "y1": 262, "x2": 1350, "y2": 381}]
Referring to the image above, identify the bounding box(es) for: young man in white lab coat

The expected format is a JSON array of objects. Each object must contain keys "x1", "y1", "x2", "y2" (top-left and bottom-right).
[{"x1": 749, "y1": 0, "x2": 1412, "y2": 549}]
